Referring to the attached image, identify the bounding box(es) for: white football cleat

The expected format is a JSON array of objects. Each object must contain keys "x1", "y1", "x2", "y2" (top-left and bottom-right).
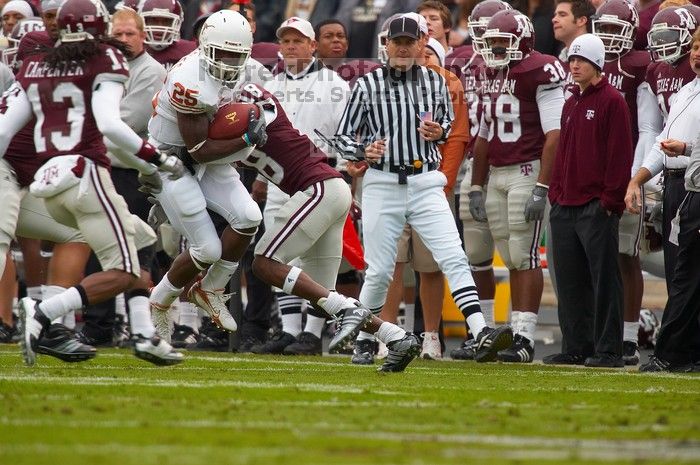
[
  {"x1": 134, "y1": 336, "x2": 184, "y2": 366},
  {"x1": 187, "y1": 280, "x2": 237, "y2": 332}
]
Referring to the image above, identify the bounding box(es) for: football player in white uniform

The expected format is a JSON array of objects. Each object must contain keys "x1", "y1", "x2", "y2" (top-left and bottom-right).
[{"x1": 147, "y1": 10, "x2": 266, "y2": 341}]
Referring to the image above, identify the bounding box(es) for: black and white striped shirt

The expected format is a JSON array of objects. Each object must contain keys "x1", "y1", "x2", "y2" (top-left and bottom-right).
[{"x1": 334, "y1": 64, "x2": 454, "y2": 166}]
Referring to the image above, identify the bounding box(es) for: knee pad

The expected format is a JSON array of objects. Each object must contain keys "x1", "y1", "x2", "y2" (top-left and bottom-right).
[
  {"x1": 508, "y1": 237, "x2": 541, "y2": 271},
  {"x1": 188, "y1": 239, "x2": 222, "y2": 269},
  {"x1": 231, "y1": 201, "x2": 262, "y2": 231},
  {"x1": 463, "y1": 222, "x2": 495, "y2": 265}
]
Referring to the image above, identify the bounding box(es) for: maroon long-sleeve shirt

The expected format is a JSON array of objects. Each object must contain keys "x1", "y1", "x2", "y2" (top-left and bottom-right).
[{"x1": 548, "y1": 76, "x2": 633, "y2": 216}]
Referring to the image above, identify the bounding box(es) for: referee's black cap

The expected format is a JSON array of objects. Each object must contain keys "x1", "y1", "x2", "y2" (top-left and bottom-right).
[{"x1": 388, "y1": 17, "x2": 420, "y2": 40}]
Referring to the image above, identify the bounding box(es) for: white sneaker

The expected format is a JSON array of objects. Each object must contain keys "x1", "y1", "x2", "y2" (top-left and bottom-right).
[
  {"x1": 151, "y1": 301, "x2": 172, "y2": 343},
  {"x1": 134, "y1": 336, "x2": 184, "y2": 366},
  {"x1": 187, "y1": 280, "x2": 237, "y2": 332},
  {"x1": 420, "y1": 331, "x2": 442, "y2": 360}
]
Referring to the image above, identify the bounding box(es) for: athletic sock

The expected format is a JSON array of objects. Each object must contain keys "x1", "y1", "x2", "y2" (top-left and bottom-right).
[
  {"x1": 201, "y1": 259, "x2": 238, "y2": 291},
  {"x1": 623, "y1": 321, "x2": 640, "y2": 343},
  {"x1": 150, "y1": 274, "x2": 183, "y2": 308},
  {"x1": 375, "y1": 322, "x2": 406, "y2": 345},
  {"x1": 38, "y1": 286, "x2": 86, "y2": 322}
]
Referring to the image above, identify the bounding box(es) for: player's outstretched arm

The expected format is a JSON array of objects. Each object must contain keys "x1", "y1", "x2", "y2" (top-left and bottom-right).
[{"x1": 93, "y1": 81, "x2": 182, "y2": 178}]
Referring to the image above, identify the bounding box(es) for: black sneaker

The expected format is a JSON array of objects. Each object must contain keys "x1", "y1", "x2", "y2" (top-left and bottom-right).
[
  {"x1": 283, "y1": 332, "x2": 322, "y2": 355},
  {"x1": 238, "y1": 335, "x2": 264, "y2": 353},
  {"x1": 251, "y1": 331, "x2": 296, "y2": 354},
  {"x1": 542, "y1": 352, "x2": 587, "y2": 365},
  {"x1": 639, "y1": 355, "x2": 695, "y2": 373},
  {"x1": 171, "y1": 324, "x2": 200, "y2": 349},
  {"x1": 0, "y1": 321, "x2": 16, "y2": 343},
  {"x1": 112, "y1": 315, "x2": 132, "y2": 348},
  {"x1": 328, "y1": 302, "x2": 373, "y2": 352},
  {"x1": 377, "y1": 333, "x2": 422, "y2": 373},
  {"x1": 497, "y1": 334, "x2": 534, "y2": 363},
  {"x1": 622, "y1": 341, "x2": 640, "y2": 365},
  {"x1": 193, "y1": 317, "x2": 229, "y2": 352},
  {"x1": 37, "y1": 323, "x2": 97, "y2": 362},
  {"x1": 351, "y1": 338, "x2": 376, "y2": 365},
  {"x1": 450, "y1": 338, "x2": 476, "y2": 360},
  {"x1": 474, "y1": 325, "x2": 513, "y2": 363},
  {"x1": 584, "y1": 353, "x2": 625, "y2": 368}
]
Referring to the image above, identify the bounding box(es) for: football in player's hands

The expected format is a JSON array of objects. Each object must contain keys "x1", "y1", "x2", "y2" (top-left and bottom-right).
[{"x1": 208, "y1": 102, "x2": 261, "y2": 140}]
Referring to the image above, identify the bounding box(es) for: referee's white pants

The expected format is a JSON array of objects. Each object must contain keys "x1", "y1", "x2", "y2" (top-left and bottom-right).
[{"x1": 359, "y1": 168, "x2": 476, "y2": 311}]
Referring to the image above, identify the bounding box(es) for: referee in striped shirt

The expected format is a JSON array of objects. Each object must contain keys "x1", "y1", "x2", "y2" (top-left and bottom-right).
[{"x1": 335, "y1": 15, "x2": 513, "y2": 363}]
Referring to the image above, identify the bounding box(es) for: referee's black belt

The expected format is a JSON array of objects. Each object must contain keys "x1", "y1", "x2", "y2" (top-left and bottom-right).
[
  {"x1": 664, "y1": 168, "x2": 686, "y2": 179},
  {"x1": 371, "y1": 161, "x2": 439, "y2": 175}
]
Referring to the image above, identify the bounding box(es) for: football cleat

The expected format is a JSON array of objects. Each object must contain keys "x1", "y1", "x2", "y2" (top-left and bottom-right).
[
  {"x1": 328, "y1": 302, "x2": 372, "y2": 353},
  {"x1": 0, "y1": 321, "x2": 17, "y2": 343},
  {"x1": 18, "y1": 298, "x2": 50, "y2": 367},
  {"x1": 377, "y1": 333, "x2": 422, "y2": 373},
  {"x1": 450, "y1": 338, "x2": 476, "y2": 360},
  {"x1": 639, "y1": 355, "x2": 695, "y2": 373},
  {"x1": 496, "y1": 334, "x2": 534, "y2": 363},
  {"x1": 474, "y1": 325, "x2": 513, "y2": 363},
  {"x1": 134, "y1": 335, "x2": 184, "y2": 366},
  {"x1": 351, "y1": 338, "x2": 376, "y2": 365},
  {"x1": 622, "y1": 340, "x2": 640, "y2": 365},
  {"x1": 187, "y1": 280, "x2": 237, "y2": 332},
  {"x1": 37, "y1": 323, "x2": 97, "y2": 362},
  {"x1": 283, "y1": 331, "x2": 322, "y2": 356},
  {"x1": 420, "y1": 331, "x2": 442, "y2": 360},
  {"x1": 150, "y1": 301, "x2": 172, "y2": 343},
  {"x1": 250, "y1": 331, "x2": 296, "y2": 355},
  {"x1": 171, "y1": 324, "x2": 200, "y2": 349},
  {"x1": 112, "y1": 314, "x2": 132, "y2": 348}
]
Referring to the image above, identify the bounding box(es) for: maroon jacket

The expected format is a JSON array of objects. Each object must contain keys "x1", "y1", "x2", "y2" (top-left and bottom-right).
[{"x1": 548, "y1": 77, "x2": 633, "y2": 215}]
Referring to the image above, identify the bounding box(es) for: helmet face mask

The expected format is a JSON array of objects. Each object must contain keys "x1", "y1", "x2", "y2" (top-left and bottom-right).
[
  {"x1": 139, "y1": 0, "x2": 183, "y2": 50},
  {"x1": 198, "y1": 10, "x2": 252, "y2": 85},
  {"x1": 467, "y1": 0, "x2": 513, "y2": 56},
  {"x1": 646, "y1": 7, "x2": 699, "y2": 64},
  {"x1": 1, "y1": 18, "x2": 44, "y2": 70},
  {"x1": 481, "y1": 10, "x2": 533, "y2": 68},
  {"x1": 592, "y1": 0, "x2": 639, "y2": 55}
]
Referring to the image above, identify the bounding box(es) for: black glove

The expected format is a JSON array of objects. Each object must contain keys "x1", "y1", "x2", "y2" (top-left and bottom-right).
[
  {"x1": 524, "y1": 184, "x2": 549, "y2": 222},
  {"x1": 468, "y1": 190, "x2": 487, "y2": 222},
  {"x1": 245, "y1": 108, "x2": 267, "y2": 147}
]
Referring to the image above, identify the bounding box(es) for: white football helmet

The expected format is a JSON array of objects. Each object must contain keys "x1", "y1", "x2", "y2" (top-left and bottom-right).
[
  {"x1": 198, "y1": 10, "x2": 252, "y2": 84},
  {"x1": 138, "y1": 0, "x2": 183, "y2": 50}
]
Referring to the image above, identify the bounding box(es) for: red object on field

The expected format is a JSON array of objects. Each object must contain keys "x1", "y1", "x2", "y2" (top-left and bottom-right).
[
  {"x1": 342, "y1": 215, "x2": 365, "y2": 270},
  {"x1": 208, "y1": 102, "x2": 260, "y2": 140}
]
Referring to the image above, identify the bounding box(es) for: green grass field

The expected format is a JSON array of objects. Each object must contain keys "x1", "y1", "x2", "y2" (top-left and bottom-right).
[{"x1": 1, "y1": 344, "x2": 699, "y2": 465}]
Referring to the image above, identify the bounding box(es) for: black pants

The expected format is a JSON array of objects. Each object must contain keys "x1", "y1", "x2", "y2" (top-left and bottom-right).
[
  {"x1": 550, "y1": 200, "x2": 624, "y2": 357},
  {"x1": 662, "y1": 172, "x2": 686, "y2": 289},
  {"x1": 655, "y1": 192, "x2": 700, "y2": 365}
]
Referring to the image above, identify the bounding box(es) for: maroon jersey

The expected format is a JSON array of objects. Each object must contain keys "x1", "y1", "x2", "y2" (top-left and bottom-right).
[
  {"x1": 444, "y1": 45, "x2": 473, "y2": 81},
  {"x1": 2, "y1": 32, "x2": 56, "y2": 187},
  {"x1": 645, "y1": 55, "x2": 696, "y2": 122},
  {"x1": 235, "y1": 84, "x2": 341, "y2": 195},
  {"x1": 15, "y1": 43, "x2": 130, "y2": 169},
  {"x1": 481, "y1": 52, "x2": 565, "y2": 166},
  {"x1": 335, "y1": 59, "x2": 381, "y2": 88},
  {"x1": 147, "y1": 39, "x2": 196, "y2": 71},
  {"x1": 602, "y1": 50, "x2": 651, "y2": 144}
]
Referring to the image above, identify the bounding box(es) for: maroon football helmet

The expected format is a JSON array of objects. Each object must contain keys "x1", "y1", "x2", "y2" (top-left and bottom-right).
[
  {"x1": 648, "y1": 6, "x2": 700, "y2": 64},
  {"x1": 481, "y1": 9, "x2": 535, "y2": 68},
  {"x1": 114, "y1": 0, "x2": 141, "y2": 11},
  {"x1": 592, "y1": 0, "x2": 639, "y2": 55},
  {"x1": 57, "y1": 0, "x2": 110, "y2": 42},
  {"x1": 138, "y1": 0, "x2": 183, "y2": 50},
  {"x1": 467, "y1": 0, "x2": 513, "y2": 55},
  {"x1": 1, "y1": 17, "x2": 45, "y2": 70}
]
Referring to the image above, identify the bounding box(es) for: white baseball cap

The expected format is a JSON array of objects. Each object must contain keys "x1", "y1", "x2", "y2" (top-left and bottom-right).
[
  {"x1": 276, "y1": 17, "x2": 315, "y2": 40},
  {"x1": 568, "y1": 33, "x2": 605, "y2": 71},
  {"x1": 2, "y1": 0, "x2": 33, "y2": 18},
  {"x1": 402, "y1": 12, "x2": 429, "y2": 36}
]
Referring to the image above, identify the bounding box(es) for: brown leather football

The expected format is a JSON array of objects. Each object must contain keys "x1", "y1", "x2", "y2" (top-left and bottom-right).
[{"x1": 208, "y1": 102, "x2": 260, "y2": 140}]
